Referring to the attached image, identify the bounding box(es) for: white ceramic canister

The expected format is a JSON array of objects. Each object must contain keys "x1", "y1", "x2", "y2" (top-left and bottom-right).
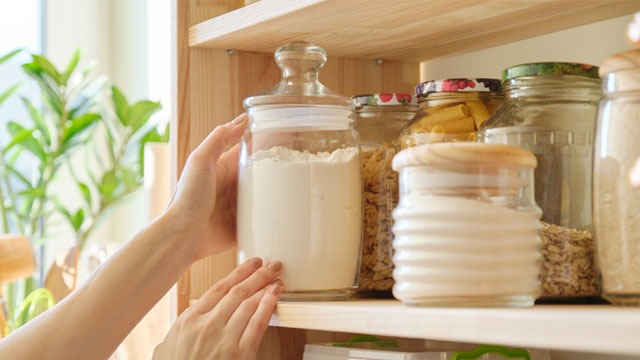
[{"x1": 391, "y1": 143, "x2": 542, "y2": 307}]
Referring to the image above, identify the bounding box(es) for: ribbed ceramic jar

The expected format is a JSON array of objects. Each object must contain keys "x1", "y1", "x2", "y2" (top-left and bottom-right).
[{"x1": 391, "y1": 143, "x2": 542, "y2": 307}]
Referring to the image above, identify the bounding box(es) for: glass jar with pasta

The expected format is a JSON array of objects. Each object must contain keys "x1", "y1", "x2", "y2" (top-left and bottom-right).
[
  {"x1": 353, "y1": 93, "x2": 418, "y2": 296},
  {"x1": 399, "y1": 78, "x2": 503, "y2": 149}
]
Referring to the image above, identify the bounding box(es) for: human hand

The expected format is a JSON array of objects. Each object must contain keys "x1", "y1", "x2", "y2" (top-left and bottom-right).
[
  {"x1": 166, "y1": 114, "x2": 247, "y2": 259},
  {"x1": 153, "y1": 257, "x2": 283, "y2": 360}
]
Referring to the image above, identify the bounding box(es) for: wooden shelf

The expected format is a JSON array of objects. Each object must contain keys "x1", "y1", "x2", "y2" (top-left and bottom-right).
[
  {"x1": 268, "y1": 299, "x2": 640, "y2": 356},
  {"x1": 189, "y1": 0, "x2": 639, "y2": 62}
]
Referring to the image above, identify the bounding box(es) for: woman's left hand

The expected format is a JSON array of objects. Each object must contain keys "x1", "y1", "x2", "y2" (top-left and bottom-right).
[{"x1": 152, "y1": 257, "x2": 283, "y2": 360}]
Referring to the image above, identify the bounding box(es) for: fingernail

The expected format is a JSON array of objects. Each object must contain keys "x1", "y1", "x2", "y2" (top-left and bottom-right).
[
  {"x1": 267, "y1": 260, "x2": 282, "y2": 272},
  {"x1": 231, "y1": 114, "x2": 246, "y2": 125},
  {"x1": 270, "y1": 279, "x2": 284, "y2": 295},
  {"x1": 247, "y1": 257, "x2": 262, "y2": 268}
]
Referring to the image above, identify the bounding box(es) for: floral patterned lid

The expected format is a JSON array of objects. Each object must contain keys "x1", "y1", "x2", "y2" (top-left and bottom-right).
[
  {"x1": 415, "y1": 78, "x2": 502, "y2": 97},
  {"x1": 502, "y1": 62, "x2": 599, "y2": 82},
  {"x1": 353, "y1": 93, "x2": 418, "y2": 106}
]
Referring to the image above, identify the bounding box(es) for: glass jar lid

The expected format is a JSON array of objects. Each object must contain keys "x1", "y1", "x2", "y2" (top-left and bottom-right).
[
  {"x1": 415, "y1": 78, "x2": 502, "y2": 97},
  {"x1": 243, "y1": 41, "x2": 352, "y2": 109},
  {"x1": 353, "y1": 93, "x2": 417, "y2": 107},
  {"x1": 502, "y1": 62, "x2": 599, "y2": 82}
]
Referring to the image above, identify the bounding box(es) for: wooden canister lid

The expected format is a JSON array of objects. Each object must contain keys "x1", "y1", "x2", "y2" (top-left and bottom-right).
[
  {"x1": 599, "y1": 48, "x2": 640, "y2": 76},
  {"x1": 392, "y1": 142, "x2": 537, "y2": 171}
]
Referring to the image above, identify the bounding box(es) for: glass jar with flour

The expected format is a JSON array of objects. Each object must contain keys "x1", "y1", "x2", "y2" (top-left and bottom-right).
[{"x1": 237, "y1": 42, "x2": 362, "y2": 301}]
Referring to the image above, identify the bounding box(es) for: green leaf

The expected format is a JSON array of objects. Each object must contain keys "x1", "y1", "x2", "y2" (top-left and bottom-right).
[
  {"x1": 62, "y1": 113, "x2": 101, "y2": 146},
  {"x1": 110, "y1": 86, "x2": 130, "y2": 126},
  {"x1": 2, "y1": 128, "x2": 35, "y2": 154},
  {"x1": 22, "y1": 63, "x2": 64, "y2": 115},
  {"x1": 11, "y1": 288, "x2": 56, "y2": 331},
  {"x1": 21, "y1": 97, "x2": 51, "y2": 146},
  {"x1": 0, "y1": 48, "x2": 22, "y2": 66},
  {"x1": 6, "y1": 122, "x2": 46, "y2": 161},
  {"x1": 99, "y1": 170, "x2": 119, "y2": 203},
  {"x1": 119, "y1": 166, "x2": 140, "y2": 190},
  {"x1": 60, "y1": 49, "x2": 80, "y2": 85},
  {"x1": 127, "y1": 100, "x2": 162, "y2": 133},
  {"x1": 0, "y1": 83, "x2": 21, "y2": 106},
  {"x1": 71, "y1": 208, "x2": 84, "y2": 232},
  {"x1": 31, "y1": 54, "x2": 62, "y2": 86},
  {"x1": 78, "y1": 182, "x2": 92, "y2": 208}
]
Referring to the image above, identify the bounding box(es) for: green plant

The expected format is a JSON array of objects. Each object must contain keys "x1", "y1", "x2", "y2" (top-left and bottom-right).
[{"x1": 0, "y1": 48, "x2": 168, "y2": 333}]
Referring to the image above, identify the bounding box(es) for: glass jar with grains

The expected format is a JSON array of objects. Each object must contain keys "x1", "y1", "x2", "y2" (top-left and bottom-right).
[
  {"x1": 391, "y1": 143, "x2": 542, "y2": 307},
  {"x1": 237, "y1": 42, "x2": 362, "y2": 301},
  {"x1": 594, "y1": 48, "x2": 640, "y2": 306},
  {"x1": 353, "y1": 93, "x2": 418, "y2": 296},
  {"x1": 479, "y1": 62, "x2": 601, "y2": 301},
  {"x1": 399, "y1": 78, "x2": 503, "y2": 148}
]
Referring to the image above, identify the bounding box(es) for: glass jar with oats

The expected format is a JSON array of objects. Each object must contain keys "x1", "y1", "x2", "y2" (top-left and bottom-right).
[
  {"x1": 399, "y1": 78, "x2": 503, "y2": 149},
  {"x1": 479, "y1": 62, "x2": 601, "y2": 302},
  {"x1": 353, "y1": 93, "x2": 418, "y2": 296}
]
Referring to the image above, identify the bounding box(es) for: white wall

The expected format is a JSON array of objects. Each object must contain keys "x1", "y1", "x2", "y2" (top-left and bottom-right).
[{"x1": 421, "y1": 15, "x2": 634, "y2": 81}]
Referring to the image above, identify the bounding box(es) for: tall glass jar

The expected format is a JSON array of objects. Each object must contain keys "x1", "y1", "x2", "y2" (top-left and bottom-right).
[
  {"x1": 353, "y1": 93, "x2": 418, "y2": 296},
  {"x1": 594, "y1": 48, "x2": 640, "y2": 306},
  {"x1": 237, "y1": 42, "x2": 362, "y2": 301},
  {"x1": 399, "y1": 78, "x2": 503, "y2": 148},
  {"x1": 479, "y1": 62, "x2": 601, "y2": 301},
  {"x1": 391, "y1": 143, "x2": 542, "y2": 307}
]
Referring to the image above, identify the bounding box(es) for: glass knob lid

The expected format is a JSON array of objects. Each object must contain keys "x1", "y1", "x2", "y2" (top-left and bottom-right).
[{"x1": 243, "y1": 41, "x2": 352, "y2": 108}]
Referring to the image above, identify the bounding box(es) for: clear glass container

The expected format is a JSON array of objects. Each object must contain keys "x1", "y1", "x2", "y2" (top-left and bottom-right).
[
  {"x1": 478, "y1": 62, "x2": 601, "y2": 301},
  {"x1": 353, "y1": 93, "x2": 418, "y2": 296},
  {"x1": 391, "y1": 143, "x2": 542, "y2": 307},
  {"x1": 594, "y1": 49, "x2": 640, "y2": 306},
  {"x1": 237, "y1": 42, "x2": 362, "y2": 301},
  {"x1": 399, "y1": 78, "x2": 503, "y2": 148}
]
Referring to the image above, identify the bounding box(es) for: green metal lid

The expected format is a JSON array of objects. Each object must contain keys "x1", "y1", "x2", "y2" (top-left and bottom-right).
[{"x1": 502, "y1": 62, "x2": 599, "y2": 82}]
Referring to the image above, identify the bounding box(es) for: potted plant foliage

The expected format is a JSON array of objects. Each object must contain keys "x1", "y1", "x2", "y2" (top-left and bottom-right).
[{"x1": 0, "y1": 48, "x2": 168, "y2": 334}]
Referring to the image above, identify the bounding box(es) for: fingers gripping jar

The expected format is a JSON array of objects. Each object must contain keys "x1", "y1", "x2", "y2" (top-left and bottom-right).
[
  {"x1": 479, "y1": 62, "x2": 601, "y2": 301},
  {"x1": 399, "y1": 78, "x2": 503, "y2": 148},
  {"x1": 237, "y1": 42, "x2": 362, "y2": 301},
  {"x1": 353, "y1": 94, "x2": 418, "y2": 295},
  {"x1": 391, "y1": 143, "x2": 542, "y2": 307}
]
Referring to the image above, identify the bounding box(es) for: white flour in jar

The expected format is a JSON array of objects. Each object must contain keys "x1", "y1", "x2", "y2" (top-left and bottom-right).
[{"x1": 237, "y1": 146, "x2": 362, "y2": 292}]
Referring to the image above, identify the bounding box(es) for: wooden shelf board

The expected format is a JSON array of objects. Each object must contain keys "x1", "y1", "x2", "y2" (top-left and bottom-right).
[
  {"x1": 269, "y1": 299, "x2": 640, "y2": 356},
  {"x1": 189, "y1": 0, "x2": 639, "y2": 62}
]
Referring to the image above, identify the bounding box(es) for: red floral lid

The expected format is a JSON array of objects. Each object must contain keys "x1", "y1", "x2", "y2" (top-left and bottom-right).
[
  {"x1": 353, "y1": 93, "x2": 418, "y2": 107},
  {"x1": 415, "y1": 78, "x2": 502, "y2": 97}
]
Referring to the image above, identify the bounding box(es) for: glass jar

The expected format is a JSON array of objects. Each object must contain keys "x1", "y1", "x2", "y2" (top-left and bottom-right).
[
  {"x1": 399, "y1": 78, "x2": 503, "y2": 148},
  {"x1": 479, "y1": 62, "x2": 602, "y2": 301},
  {"x1": 353, "y1": 93, "x2": 418, "y2": 296},
  {"x1": 594, "y1": 49, "x2": 640, "y2": 306},
  {"x1": 391, "y1": 143, "x2": 542, "y2": 307},
  {"x1": 237, "y1": 42, "x2": 362, "y2": 301}
]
